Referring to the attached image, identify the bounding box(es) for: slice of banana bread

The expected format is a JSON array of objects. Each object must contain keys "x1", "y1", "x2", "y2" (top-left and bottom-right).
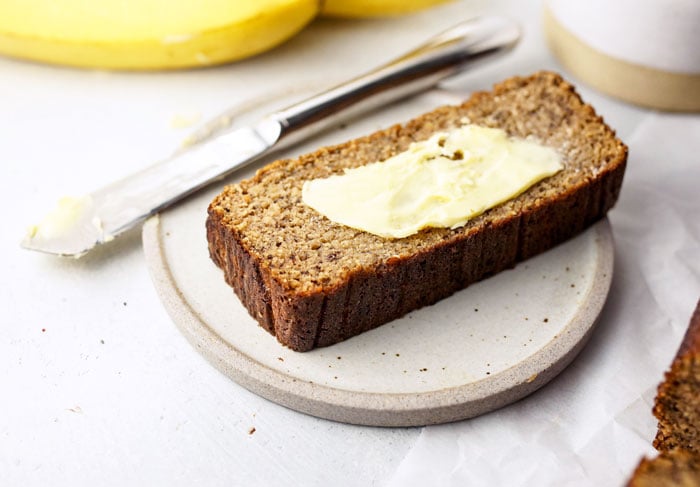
[
  {"x1": 206, "y1": 71, "x2": 628, "y2": 352},
  {"x1": 628, "y1": 449, "x2": 700, "y2": 487},
  {"x1": 627, "y1": 299, "x2": 700, "y2": 486},
  {"x1": 654, "y1": 299, "x2": 700, "y2": 453}
]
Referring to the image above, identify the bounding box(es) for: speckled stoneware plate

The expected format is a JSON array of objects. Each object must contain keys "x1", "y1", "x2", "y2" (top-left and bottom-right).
[{"x1": 142, "y1": 88, "x2": 614, "y2": 427}]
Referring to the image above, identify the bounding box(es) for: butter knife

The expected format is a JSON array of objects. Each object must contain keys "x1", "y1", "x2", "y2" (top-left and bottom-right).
[{"x1": 21, "y1": 16, "x2": 520, "y2": 257}]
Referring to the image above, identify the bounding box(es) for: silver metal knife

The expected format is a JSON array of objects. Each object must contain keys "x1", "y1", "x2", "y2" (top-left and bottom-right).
[{"x1": 21, "y1": 16, "x2": 520, "y2": 257}]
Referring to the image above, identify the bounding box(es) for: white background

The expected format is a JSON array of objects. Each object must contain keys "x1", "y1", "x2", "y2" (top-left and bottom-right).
[{"x1": 2, "y1": 0, "x2": 699, "y2": 485}]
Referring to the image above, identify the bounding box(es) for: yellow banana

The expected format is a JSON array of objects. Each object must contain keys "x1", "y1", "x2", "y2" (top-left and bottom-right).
[
  {"x1": 0, "y1": 0, "x2": 319, "y2": 70},
  {"x1": 321, "y1": 0, "x2": 452, "y2": 17}
]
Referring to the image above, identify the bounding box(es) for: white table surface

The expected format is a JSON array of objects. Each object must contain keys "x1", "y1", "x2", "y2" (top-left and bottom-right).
[{"x1": 2, "y1": 1, "x2": 699, "y2": 486}]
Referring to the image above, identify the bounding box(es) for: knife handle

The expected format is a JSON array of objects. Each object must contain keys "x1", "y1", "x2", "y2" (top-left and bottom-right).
[{"x1": 267, "y1": 16, "x2": 520, "y2": 150}]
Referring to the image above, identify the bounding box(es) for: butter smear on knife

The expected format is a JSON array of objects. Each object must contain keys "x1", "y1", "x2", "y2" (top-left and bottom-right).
[
  {"x1": 26, "y1": 196, "x2": 91, "y2": 239},
  {"x1": 302, "y1": 124, "x2": 563, "y2": 238},
  {"x1": 24, "y1": 195, "x2": 112, "y2": 257}
]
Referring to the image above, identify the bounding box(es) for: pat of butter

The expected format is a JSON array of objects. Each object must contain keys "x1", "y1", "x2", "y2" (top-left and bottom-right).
[
  {"x1": 301, "y1": 124, "x2": 563, "y2": 238},
  {"x1": 26, "y1": 195, "x2": 92, "y2": 240}
]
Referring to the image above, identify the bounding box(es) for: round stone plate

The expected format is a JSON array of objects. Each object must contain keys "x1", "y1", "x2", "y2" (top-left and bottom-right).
[{"x1": 142, "y1": 88, "x2": 614, "y2": 427}]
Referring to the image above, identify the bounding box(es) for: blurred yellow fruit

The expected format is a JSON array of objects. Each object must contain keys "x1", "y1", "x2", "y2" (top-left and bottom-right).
[
  {"x1": 321, "y1": 0, "x2": 452, "y2": 17},
  {"x1": 0, "y1": 0, "x2": 319, "y2": 70}
]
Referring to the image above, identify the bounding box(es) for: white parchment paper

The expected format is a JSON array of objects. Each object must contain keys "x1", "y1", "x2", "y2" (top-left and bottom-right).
[{"x1": 387, "y1": 114, "x2": 700, "y2": 485}]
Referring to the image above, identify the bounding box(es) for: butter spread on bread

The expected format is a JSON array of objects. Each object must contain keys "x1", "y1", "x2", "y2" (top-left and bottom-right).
[{"x1": 301, "y1": 124, "x2": 562, "y2": 238}]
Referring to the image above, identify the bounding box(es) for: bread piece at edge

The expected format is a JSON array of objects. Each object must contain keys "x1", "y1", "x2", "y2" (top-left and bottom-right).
[
  {"x1": 627, "y1": 299, "x2": 700, "y2": 486},
  {"x1": 207, "y1": 71, "x2": 628, "y2": 352},
  {"x1": 627, "y1": 449, "x2": 700, "y2": 487},
  {"x1": 653, "y1": 299, "x2": 700, "y2": 453}
]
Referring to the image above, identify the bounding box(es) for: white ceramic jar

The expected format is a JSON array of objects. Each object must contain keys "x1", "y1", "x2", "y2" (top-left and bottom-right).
[{"x1": 544, "y1": 0, "x2": 700, "y2": 111}]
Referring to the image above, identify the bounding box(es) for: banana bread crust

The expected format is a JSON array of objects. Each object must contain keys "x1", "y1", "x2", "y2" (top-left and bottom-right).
[
  {"x1": 627, "y1": 299, "x2": 700, "y2": 485},
  {"x1": 207, "y1": 71, "x2": 628, "y2": 352},
  {"x1": 628, "y1": 449, "x2": 700, "y2": 487},
  {"x1": 653, "y1": 299, "x2": 700, "y2": 453}
]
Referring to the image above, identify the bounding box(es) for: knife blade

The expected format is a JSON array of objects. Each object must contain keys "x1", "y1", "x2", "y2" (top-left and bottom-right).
[{"x1": 21, "y1": 15, "x2": 520, "y2": 257}]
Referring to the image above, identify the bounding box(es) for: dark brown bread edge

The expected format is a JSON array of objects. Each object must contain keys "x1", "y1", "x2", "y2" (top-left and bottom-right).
[
  {"x1": 652, "y1": 298, "x2": 700, "y2": 452},
  {"x1": 677, "y1": 299, "x2": 700, "y2": 358},
  {"x1": 207, "y1": 73, "x2": 628, "y2": 352},
  {"x1": 627, "y1": 449, "x2": 700, "y2": 487},
  {"x1": 627, "y1": 299, "x2": 700, "y2": 485}
]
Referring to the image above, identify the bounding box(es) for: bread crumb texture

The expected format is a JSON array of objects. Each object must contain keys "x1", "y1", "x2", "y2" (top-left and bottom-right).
[
  {"x1": 628, "y1": 450, "x2": 700, "y2": 487},
  {"x1": 654, "y1": 354, "x2": 700, "y2": 454},
  {"x1": 628, "y1": 300, "x2": 700, "y2": 486},
  {"x1": 207, "y1": 71, "x2": 627, "y2": 351},
  {"x1": 654, "y1": 300, "x2": 700, "y2": 454}
]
